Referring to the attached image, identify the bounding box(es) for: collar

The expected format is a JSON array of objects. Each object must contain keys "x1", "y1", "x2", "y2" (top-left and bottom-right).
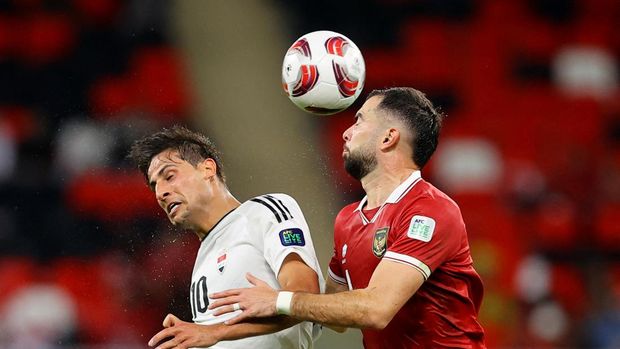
[
  {"x1": 354, "y1": 170, "x2": 422, "y2": 212},
  {"x1": 200, "y1": 207, "x2": 238, "y2": 242}
]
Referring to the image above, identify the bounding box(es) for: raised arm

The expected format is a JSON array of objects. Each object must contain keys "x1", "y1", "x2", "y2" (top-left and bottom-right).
[
  {"x1": 209, "y1": 258, "x2": 425, "y2": 330},
  {"x1": 148, "y1": 253, "x2": 319, "y2": 349}
]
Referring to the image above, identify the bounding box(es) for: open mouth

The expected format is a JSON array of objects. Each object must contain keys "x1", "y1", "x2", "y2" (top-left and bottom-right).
[{"x1": 167, "y1": 202, "x2": 181, "y2": 215}]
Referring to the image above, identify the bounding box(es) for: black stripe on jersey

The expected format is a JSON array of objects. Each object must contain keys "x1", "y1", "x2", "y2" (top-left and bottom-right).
[
  {"x1": 251, "y1": 198, "x2": 282, "y2": 223},
  {"x1": 262, "y1": 195, "x2": 290, "y2": 220},
  {"x1": 265, "y1": 194, "x2": 293, "y2": 219}
]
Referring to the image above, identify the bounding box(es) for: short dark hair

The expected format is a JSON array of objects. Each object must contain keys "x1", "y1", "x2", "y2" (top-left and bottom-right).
[
  {"x1": 367, "y1": 87, "x2": 443, "y2": 168},
  {"x1": 127, "y1": 125, "x2": 225, "y2": 182}
]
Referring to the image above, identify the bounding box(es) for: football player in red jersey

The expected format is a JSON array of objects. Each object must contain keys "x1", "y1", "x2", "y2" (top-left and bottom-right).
[{"x1": 209, "y1": 87, "x2": 486, "y2": 348}]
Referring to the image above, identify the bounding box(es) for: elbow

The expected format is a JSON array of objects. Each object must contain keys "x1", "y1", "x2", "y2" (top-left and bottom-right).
[
  {"x1": 364, "y1": 309, "x2": 393, "y2": 330},
  {"x1": 283, "y1": 279, "x2": 319, "y2": 294},
  {"x1": 356, "y1": 290, "x2": 395, "y2": 330}
]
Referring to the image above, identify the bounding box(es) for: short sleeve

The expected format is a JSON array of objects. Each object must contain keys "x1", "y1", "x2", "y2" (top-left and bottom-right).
[
  {"x1": 255, "y1": 194, "x2": 323, "y2": 280},
  {"x1": 328, "y1": 244, "x2": 346, "y2": 285},
  {"x1": 383, "y1": 196, "x2": 463, "y2": 280}
]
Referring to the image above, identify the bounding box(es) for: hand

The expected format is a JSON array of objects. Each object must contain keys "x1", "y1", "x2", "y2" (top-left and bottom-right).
[
  {"x1": 148, "y1": 314, "x2": 220, "y2": 349},
  {"x1": 208, "y1": 273, "x2": 279, "y2": 325}
]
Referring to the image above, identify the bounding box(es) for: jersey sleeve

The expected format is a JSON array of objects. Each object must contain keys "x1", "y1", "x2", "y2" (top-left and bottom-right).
[
  {"x1": 251, "y1": 194, "x2": 323, "y2": 283},
  {"x1": 383, "y1": 196, "x2": 463, "y2": 280},
  {"x1": 327, "y1": 209, "x2": 347, "y2": 285},
  {"x1": 328, "y1": 244, "x2": 346, "y2": 285}
]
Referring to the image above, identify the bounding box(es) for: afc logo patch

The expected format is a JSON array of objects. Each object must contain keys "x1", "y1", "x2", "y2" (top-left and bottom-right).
[
  {"x1": 407, "y1": 215, "x2": 435, "y2": 242},
  {"x1": 372, "y1": 227, "x2": 389, "y2": 258},
  {"x1": 279, "y1": 228, "x2": 306, "y2": 246}
]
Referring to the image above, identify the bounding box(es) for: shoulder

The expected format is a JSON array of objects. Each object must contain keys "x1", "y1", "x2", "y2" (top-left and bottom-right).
[
  {"x1": 408, "y1": 180, "x2": 459, "y2": 208},
  {"x1": 336, "y1": 201, "x2": 360, "y2": 219},
  {"x1": 399, "y1": 180, "x2": 463, "y2": 223},
  {"x1": 244, "y1": 193, "x2": 300, "y2": 224}
]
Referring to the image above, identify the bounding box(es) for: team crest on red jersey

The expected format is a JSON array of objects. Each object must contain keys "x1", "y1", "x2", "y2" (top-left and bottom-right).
[{"x1": 372, "y1": 227, "x2": 389, "y2": 258}]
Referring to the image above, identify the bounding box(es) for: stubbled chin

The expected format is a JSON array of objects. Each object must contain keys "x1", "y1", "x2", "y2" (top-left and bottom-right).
[
  {"x1": 170, "y1": 211, "x2": 191, "y2": 228},
  {"x1": 168, "y1": 211, "x2": 181, "y2": 225}
]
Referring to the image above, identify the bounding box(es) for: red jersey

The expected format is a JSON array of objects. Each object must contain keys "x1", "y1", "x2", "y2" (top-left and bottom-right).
[{"x1": 328, "y1": 171, "x2": 485, "y2": 349}]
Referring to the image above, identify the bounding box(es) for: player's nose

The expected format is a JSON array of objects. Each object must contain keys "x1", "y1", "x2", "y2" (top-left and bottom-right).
[
  {"x1": 342, "y1": 126, "x2": 352, "y2": 142},
  {"x1": 155, "y1": 184, "x2": 171, "y2": 203}
]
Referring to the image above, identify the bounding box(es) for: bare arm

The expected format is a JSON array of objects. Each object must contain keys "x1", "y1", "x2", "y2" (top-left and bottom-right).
[
  {"x1": 148, "y1": 314, "x2": 299, "y2": 349},
  {"x1": 210, "y1": 259, "x2": 425, "y2": 330},
  {"x1": 149, "y1": 253, "x2": 319, "y2": 348},
  {"x1": 277, "y1": 253, "x2": 321, "y2": 293},
  {"x1": 323, "y1": 277, "x2": 349, "y2": 333}
]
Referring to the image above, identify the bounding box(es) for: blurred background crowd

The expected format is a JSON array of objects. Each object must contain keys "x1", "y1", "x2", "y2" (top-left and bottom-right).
[{"x1": 0, "y1": 0, "x2": 619, "y2": 348}]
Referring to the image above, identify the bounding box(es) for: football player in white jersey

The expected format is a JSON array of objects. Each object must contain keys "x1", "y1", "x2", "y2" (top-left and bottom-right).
[{"x1": 128, "y1": 125, "x2": 324, "y2": 349}]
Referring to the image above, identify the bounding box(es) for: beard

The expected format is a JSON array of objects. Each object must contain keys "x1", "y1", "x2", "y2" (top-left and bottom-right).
[{"x1": 344, "y1": 147, "x2": 377, "y2": 180}]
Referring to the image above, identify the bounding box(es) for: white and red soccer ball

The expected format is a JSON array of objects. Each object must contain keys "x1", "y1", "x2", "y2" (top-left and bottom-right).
[{"x1": 281, "y1": 30, "x2": 366, "y2": 115}]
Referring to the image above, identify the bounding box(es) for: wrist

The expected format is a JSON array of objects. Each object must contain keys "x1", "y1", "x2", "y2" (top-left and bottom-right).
[
  {"x1": 276, "y1": 291, "x2": 294, "y2": 315},
  {"x1": 211, "y1": 323, "x2": 226, "y2": 343}
]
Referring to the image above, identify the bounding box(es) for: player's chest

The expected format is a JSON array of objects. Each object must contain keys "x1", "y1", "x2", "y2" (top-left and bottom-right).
[
  {"x1": 336, "y1": 217, "x2": 396, "y2": 288},
  {"x1": 339, "y1": 209, "x2": 398, "y2": 257},
  {"x1": 340, "y1": 222, "x2": 391, "y2": 261},
  {"x1": 189, "y1": 240, "x2": 268, "y2": 321},
  {"x1": 192, "y1": 241, "x2": 262, "y2": 286}
]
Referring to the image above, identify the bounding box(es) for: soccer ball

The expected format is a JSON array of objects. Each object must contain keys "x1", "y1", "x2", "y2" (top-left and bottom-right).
[{"x1": 281, "y1": 30, "x2": 366, "y2": 115}]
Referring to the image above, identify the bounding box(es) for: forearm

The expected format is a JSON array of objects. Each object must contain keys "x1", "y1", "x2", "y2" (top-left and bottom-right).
[
  {"x1": 213, "y1": 316, "x2": 300, "y2": 341},
  {"x1": 290, "y1": 288, "x2": 387, "y2": 330}
]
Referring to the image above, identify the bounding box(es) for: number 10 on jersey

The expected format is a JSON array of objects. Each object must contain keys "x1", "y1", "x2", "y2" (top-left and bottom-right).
[{"x1": 190, "y1": 276, "x2": 209, "y2": 319}]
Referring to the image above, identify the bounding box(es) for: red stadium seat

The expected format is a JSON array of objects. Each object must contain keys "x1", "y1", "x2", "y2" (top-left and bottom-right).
[
  {"x1": 130, "y1": 47, "x2": 191, "y2": 117},
  {"x1": 533, "y1": 197, "x2": 579, "y2": 250},
  {"x1": 0, "y1": 105, "x2": 37, "y2": 142},
  {"x1": 594, "y1": 202, "x2": 620, "y2": 249},
  {"x1": 452, "y1": 193, "x2": 524, "y2": 292},
  {"x1": 73, "y1": 0, "x2": 121, "y2": 26},
  {"x1": 52, "y1": 257, "x2": 122, "y2": 342},
  {"x1": 16, "y1": 13, "x2": 76, "y2": 65},
  {"x1": 399, "y1": 20, "x2": 456, "y2": 87},
  {"x1": 551, "y1": 264, "x2": 588, "y2": 316},
  {"x1": 65, "y1": 169, "x2": 160, "y2": 222},
  {"x1": 0, "y1": 257, "x2": 36, "y2": 302},
  {"x1": 89, "y1": 76, "x2": 136, "y2": 117}
]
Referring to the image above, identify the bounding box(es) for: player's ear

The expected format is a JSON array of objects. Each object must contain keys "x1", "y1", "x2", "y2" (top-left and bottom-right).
[
  {"x1": 200, "y1": 158, "x2": 218, "y2": 180},
  {"x1": 380, "y1": 128, "x2": 399, "y2": 150}
]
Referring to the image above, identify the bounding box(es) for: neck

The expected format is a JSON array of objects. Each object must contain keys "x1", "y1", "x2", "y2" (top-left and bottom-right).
[
  {"x1": 361, "y1": 165, "x2": 418, "y2": 209},
  {"x1": 193, "y1": 188, "x2": 240, "y2": 241}
]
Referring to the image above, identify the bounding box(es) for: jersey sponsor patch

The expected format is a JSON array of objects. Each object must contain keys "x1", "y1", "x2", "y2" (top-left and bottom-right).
[
  {"x1": 407, "y1": 215, "x2": 435, "y2": 242},
  {"x1": 279, "y1": 228, "x2": 306, "y2": 246},
  {"x1": 372, "y1": 227, "x2": 389, "y2": 258}
]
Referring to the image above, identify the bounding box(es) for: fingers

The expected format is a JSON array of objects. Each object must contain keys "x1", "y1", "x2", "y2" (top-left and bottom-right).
[
  {"x1": 209, "y1": 289, "x2": 241, "y2": 299},
  {"x1": 246, "y1": 272, "x2": 258, "y2": 285},
  {"x1": 208, "y1": 296, "x2": 240, "y2": 310},
  {"x1": 154, "y1": 338, "x2": 180, "y2": 349},
  {"x1": 156, "y1": 338, "x2": 187, "y2": 349},
  {"x1": 148, "y1": 328, "x2": 172, "y2": 347},
  {"x1": 212, "y1": 302, "x2": 241, "y2": 316},
  {"x1": 162, "y1": 313, "x2": 179, "y2": 328},
  {"x1": 246, "y1": 272, "x2": 268, "y2": 287}
]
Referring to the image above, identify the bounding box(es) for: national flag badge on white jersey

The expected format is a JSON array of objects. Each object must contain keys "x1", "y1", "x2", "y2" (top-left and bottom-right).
[
  {"x1": 407, "y1": 215, "x2": 436, "y2": 242},
  {"x1": 217, "y1": 250, "x2": 227, "y2": 273}
]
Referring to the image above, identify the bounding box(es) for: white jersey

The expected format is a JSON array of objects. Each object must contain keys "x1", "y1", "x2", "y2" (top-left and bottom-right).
[{"x1": 190, "y1": 193, "x2": 325, "y2": 349}]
